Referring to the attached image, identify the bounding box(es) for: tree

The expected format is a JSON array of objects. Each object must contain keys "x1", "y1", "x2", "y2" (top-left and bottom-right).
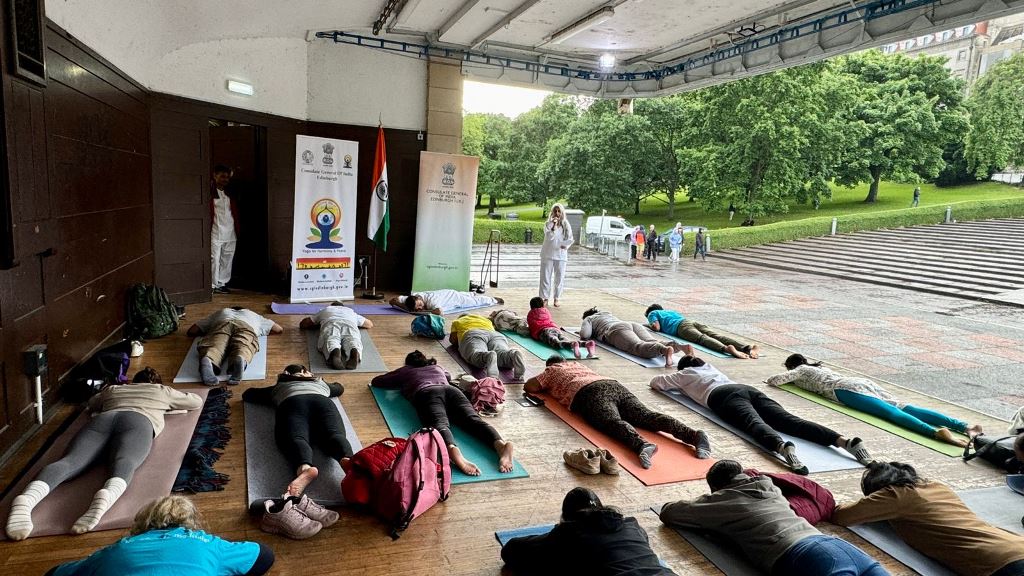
[
  {"x1": 834, "y1": 51, "x2": 968, "y2": 202},
  {"x1": 462, "y1": 112, "x2": 512, "y2": 213},
  {"x1": 966, "y1": 53, "x2": 1024, "y2": 179},
  {"x1": 633, "y1": 95, "x2": 700, "y2": 218},
  {"x1": 681, "y1": 62, "x2": 853, "y2": 221},
  {"x1": 540, "y1": 111, "x2": 662, "y2": 215}
]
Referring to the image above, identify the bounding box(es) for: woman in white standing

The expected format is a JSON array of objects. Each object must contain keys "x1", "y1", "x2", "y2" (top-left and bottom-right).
[{"x1": 539, "y1": 203, "x2": 574, "y2": 307}]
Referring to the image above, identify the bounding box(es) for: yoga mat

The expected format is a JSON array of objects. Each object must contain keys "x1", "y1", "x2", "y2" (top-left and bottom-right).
[
  {"x1": 848, "y1": 523, "x2": 954, "y2": 576},
  {"x1": 777, "y1": 384, "x2": 964, "y2": 457},
  {"x1": 495, "y1": 524, "x2": 671, "y2": 569},
  {"x1": 957, "y1": 485, "x2": 1024, "y2": 534},
  {"x1": 656, "y1": 389, "x2": 862, "y2": 473},
  {"x1": 0, "y1": 389, "x2": 210, "y2": 538},
  {"x1": 172, "y1": 336, "x2": 268, "y2": 383},
  {"x1": 1008, "y1": 474, "x2": 1024, "y2": 496},
  {"x1": 369, "y1": 386, "x2": 529, "y2": 484},
  {"x1": 244, "y1": 396, "x2": 362, "y2": 508},
  {"x1": 660, "y1": 332, "x2": 733, "y2": 359},
  {"x1": 270, "y1": 302, "x2": 326, "y2": 315},
  {"x1": 539, "y1": 392, "x2": 715, "y2": 485},
  {"x1": 305, "y1": 330, "x2": 388, "y2": 374},
  {"x1": 563, "y1": 328, "x2": 668, "y2": 369},
  {"x1": 442, "y1": 341, "x2": 524, "y2": 383},
  {"x1": 501, "y1": 330, "x2": 594, "y2": 361},
  {"x1": 391, "y1": 302, "x2": 495, "y2": 316},
  {"x1": 652, "y1": 505, "x2": 762, "y2": 576},
  {"x1": 348, "y1": 304, "x2": 408, "y2": 316}
]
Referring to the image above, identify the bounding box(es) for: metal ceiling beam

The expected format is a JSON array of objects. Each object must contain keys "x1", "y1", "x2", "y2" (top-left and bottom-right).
[
  {"x1": 468, "y1": 0, "x2": 544, "y2": 49},
  {"x1": 438, "y1": 0, "x2": 483, "y2": 40}
]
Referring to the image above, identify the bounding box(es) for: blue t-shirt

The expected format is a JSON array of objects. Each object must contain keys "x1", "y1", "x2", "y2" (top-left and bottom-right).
[
  {"x1": 51, "y1": 527, "x2": 260, "y2": 576},
  {"x1": 647, "y1": 310, "x2": 685, "y2": 336}
]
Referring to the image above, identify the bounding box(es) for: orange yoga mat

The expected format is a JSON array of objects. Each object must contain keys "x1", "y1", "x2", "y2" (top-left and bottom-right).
[{"x1": 539, "y1": 393, "x2": 715, "y2": 485}]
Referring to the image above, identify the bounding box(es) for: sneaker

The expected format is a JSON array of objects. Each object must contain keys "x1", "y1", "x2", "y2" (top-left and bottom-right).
[
  {"x1": 130, "y1": 341, "x2": 144, "y2": 358},
  {"x1": 292, "y1": 495, "x2": 339, "y2": 528},
  {"x1": 563, "y1": 449, "x2": 601, "y2": 475},
  {"x1": 345, "y1": 349, "x2": 360, "y2": 370},
  {"x1": 638, "y1": 442, "x2": 658, "y2": 469},
  {"x1": 843, "y1": 437, "x2": 873, "y2": 465},
  {"x1": 780, "y1": 442, "x2": 809, "y2": 475},
  {"x1": 510, "y1": 351, "x2": 526, "y2": 380},
  {"x1": 213, "y1": 286, "x2": 230, "y2": 294},
  {"x1": 585, "y1": 341, "x2": 597, "y2": 358},
  {"x1": 259, "y1": 499, "x2": 322, "y2": 539},
  {"x1": 597, "y1": 449, "x2": 620, "y2": 475}
]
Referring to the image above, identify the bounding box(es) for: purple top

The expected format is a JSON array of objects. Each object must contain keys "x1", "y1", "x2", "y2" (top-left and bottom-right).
[{"x1": 371, "y1": 364, "x2": 450, "y2": 400}]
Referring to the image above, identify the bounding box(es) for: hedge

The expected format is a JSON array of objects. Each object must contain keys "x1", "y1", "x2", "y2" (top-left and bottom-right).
[{"x1": 473, "y1": 219, "x2": 542, "y2": 243}]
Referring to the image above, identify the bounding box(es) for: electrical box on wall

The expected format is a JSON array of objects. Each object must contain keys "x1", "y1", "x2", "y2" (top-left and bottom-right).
[{"x1": 23, "y1": 344, "x2": 47, "y2": 377}]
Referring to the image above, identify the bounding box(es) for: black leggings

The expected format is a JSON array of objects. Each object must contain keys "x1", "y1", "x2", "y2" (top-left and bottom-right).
[
  {"x1": 275, "y1": 395, "x2": 353, "y2": 470},
  {"x1": 571, "y1": 380, "x2": 701, "y2": 452},
  {"x1": 412, "y1": 385, "x2": 502, "y2": 448},
  {"x1": 707, "y1": 384, "x2": 841, "y2": 451}
]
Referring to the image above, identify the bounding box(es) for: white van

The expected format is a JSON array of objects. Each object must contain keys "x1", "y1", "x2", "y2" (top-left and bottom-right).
[{"x1": 585, "y1": 215, "x2": 634, "y2": 243}]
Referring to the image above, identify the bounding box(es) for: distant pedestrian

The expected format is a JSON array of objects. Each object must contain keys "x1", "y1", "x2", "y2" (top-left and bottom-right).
[
  {"x1": 669, "y1": 223, "x2": 683, "y2": 262},
  {"x1": 911, "y1": 186, "x2": 921, "y2": 207},
  {"x1": 728, "y1": 202, "x2": 736, "y2": 221},
  {"x1": 633, "y1": 226, "x2": 645, "y2": 262},
  {"x1": 644, "y1": 225, "x2": 658, "y2": 261},
  {"x1": 694, "y1": 228, "x2": 707, "y2": 261}
]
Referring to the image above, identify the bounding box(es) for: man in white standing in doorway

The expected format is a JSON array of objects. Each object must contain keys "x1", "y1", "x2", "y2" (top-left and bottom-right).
[{"x1": 210, "y1": 164, "x2": 238, "y2": 294}]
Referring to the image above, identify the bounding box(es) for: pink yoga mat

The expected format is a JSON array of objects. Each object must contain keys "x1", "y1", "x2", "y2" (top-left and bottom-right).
[
  {"x1": 539, "y1": 392, "x2": 715, "y2": 485},
  {"x1": 0, "y1": 388, "x2": 209, "y2": 539}
]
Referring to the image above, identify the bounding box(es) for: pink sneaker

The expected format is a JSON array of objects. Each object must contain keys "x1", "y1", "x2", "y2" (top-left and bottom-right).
[
  {"x1": 572, "y1": 341, "x2": 581, "y2": 359},
  {"x1": 585, "y1": 341, "x2": 597, "y2": 358},
  {"x1": 293, "y1": 494, "x2": 339, "y2": 528},
  {"x1": 259, "y1": 499, "x2": 322, "y2": 539}
]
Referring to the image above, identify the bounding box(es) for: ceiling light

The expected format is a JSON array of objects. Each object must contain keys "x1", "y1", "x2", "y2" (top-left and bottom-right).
[
  {"x1": 599, "y1": 53, "x2": 616, "y2": 70},
  {"x1": 226, "y1": 80, "x2": 254, "y2": 96},
  {"x1": 546, "y1": 7, "x2": 614, "y2": 45}
]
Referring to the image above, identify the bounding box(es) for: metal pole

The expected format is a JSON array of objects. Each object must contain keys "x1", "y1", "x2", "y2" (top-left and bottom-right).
[
  {"x1": 33, "y1": 375, "x2": 43, "y2": 423},
  {"x1": 831, "y1": 218, "x2": 837, "y2": 236},
  {"x1": 945, "y1": 206, "x2": 952, "y2": 223},
  {"x1": 705, "y1": 233, "x2": 711, "y2": 253}
]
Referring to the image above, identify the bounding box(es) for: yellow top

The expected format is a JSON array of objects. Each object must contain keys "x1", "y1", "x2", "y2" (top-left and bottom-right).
[{"x1": 451, "y1": 314, "x2": 494, "y2": 341}]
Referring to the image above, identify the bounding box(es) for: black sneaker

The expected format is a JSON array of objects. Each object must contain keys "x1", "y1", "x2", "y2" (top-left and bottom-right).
[{"x1": 213, "y1": 286, "x2": 230, "y2": 294}]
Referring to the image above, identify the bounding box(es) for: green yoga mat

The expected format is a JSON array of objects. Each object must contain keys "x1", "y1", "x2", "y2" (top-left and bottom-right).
[
  {"x1": 501, "y1": 330, "x2": 586, "y2": 361},
  {"x1": 660, "y1": 333, "x2": 731, "y2": 359},
  {"x1": 369, "y1": 387, "x2": 529, "y2": 484},
  {"x1": 778, "y1": 384, "x2": 964, "y2": 457}
]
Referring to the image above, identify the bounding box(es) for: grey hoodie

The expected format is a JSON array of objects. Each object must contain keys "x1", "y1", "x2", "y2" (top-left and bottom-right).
[{"x1": 659, "y1": 474, "x2": 820, "y2": 571}]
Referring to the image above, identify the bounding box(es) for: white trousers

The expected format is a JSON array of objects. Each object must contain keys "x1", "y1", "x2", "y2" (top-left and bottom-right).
[
  {"x1": 539, "y1": 258, "x2": 567, "y2": 300},
  {"x1": 670, "y1": 247, "x2": 680, "y2": 261},
  {"x1": 319, "y1": 321, "x2": 362, "y2": 359},
  {"x1": 211, "y1": 239, "x2": 236, "y2": 288}
]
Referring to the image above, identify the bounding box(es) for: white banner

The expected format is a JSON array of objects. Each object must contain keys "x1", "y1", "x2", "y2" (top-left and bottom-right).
[
  {"x1": 290, "y1": 135, "x2": 358, "y2": 302},
  {"x1": 411, "y1": 151, "x2": 479, "y2": 292}
]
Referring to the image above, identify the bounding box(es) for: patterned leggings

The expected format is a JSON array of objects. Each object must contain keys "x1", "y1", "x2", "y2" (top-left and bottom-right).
[{"x1": 570, "y1": 380, "x2": 701, "y2": 452}]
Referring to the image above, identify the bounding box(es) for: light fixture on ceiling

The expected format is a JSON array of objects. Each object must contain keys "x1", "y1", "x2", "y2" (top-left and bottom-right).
[
  {"x1": 546, "y1": 6, "x2": 614, "y2": 45},
  {"x1": 599, "y1": 53, "x2": 616, "y2": 70},
  {"x1": 226, "y1": 80, "x2": 254, "y2": 96}
]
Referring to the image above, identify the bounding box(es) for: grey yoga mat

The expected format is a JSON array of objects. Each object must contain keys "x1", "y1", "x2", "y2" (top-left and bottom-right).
[
  {"x1": 305, "y1": 329, "x2": 388, "y2": 373},
  {"x1": 244, "y1": 396, "x2": 362, "y2": 508},
  {"x1": 651, "y1": 506, "x2": 763, "y2": 576},
  {"x1": 173, "y1": 336, "x2": 269, "y2": 383},
  {"x1": 563, "y1": 328, "x2": 668, "y2": 369},
  {"x1": 655, "y1": 389, "x2": 862, "y2": 473}
]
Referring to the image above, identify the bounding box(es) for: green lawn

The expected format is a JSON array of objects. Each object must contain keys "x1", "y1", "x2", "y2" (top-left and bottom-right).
[{"x1": 475, "y1": 181, "x2": 1024, "y2": 232}]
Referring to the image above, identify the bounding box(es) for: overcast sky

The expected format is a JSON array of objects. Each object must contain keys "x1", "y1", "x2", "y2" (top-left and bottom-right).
[{"x1": 462, "y1": 80, "x2": 551, "y2": 118}]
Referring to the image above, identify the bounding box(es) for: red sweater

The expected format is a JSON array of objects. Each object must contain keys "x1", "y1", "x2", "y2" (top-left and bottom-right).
[{"x1": 527, "y1": 307, "x2": 559, "y2": 339}]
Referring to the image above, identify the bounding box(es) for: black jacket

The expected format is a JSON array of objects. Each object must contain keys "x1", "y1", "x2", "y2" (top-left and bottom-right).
[{"x1": 501, "y1": 509, "x2": 674, "y2": 576}]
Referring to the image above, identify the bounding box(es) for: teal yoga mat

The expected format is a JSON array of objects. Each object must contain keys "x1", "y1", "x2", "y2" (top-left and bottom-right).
[
  {"x1": 660, "y1": 332, "x2": 732, "y2": 358},
  {"x1": 369, "y1": 387, "x2": 529, "y2": 484},
  {"x1": 500, "y1": 330, "x2": 598, "y2": 361}
]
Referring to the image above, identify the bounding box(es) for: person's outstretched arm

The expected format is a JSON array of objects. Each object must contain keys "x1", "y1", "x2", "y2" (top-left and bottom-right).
[
  {"x1": 832, "y1": 490, "x2": 903, "y2": 526},
  {"x1": 269, "y1": 323, "x2": 283, "y2": 334},
  {"x1": 579, "y1": 318, "x2": 593, "y2": 340},
  {"x1": 501, "y1": 529, "x2": 560, "y2": 572},
  {"x1": 299, "y1": 317, "x2": 317, "y2": 330},
  {"x1": 186, "y1": 324, "x2": 204, "y2": 337},
  {"x1": 371, "y1": 368, "x2": 404, "y2": 389},
  {"x1": 765, "y1": 367, "x2": 804, "y2": 387},
  {"x1": 241, "y1": 385, "x2": 275, "y2": 405}
]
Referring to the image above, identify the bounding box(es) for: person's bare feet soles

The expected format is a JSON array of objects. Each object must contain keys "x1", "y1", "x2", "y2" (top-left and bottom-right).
[
  {"x1": 449, "y1": 446, "x2": 481, "y2": 476},
  {"x1": 935, "y1": 427, "x2": 968, "y2": 447},
  {"x1": 496, "y1": 440, "x2": 515, "y2": 473},
  {"x1": 288, "y1": 466, "x2": 319, "y2": 496},
  {"x1": 967, "y1": 423, "x2": 984, "y2": 437},
  {"x1": 748, "y1": 345, "x2": 760, "y2": 359},
  {"x1": 664, "y1": 347, "x2": 675, "y2": 368},
  {"x1": 725, "y1": 345, "x2": 751, "y2": 359}
]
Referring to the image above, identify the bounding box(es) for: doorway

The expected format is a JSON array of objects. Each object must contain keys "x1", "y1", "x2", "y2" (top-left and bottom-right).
[{"x1": 209, "y1": 120, "x2": 269, "y2": 292}]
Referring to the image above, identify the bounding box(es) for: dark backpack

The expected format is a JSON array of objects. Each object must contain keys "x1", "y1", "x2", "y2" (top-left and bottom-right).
[
  {"x1": 963, "y1": 434, "x2": 1021, "y2": 473},
  {"x1": 127, "y1": 283, "x2": 179, "y2": 340}
]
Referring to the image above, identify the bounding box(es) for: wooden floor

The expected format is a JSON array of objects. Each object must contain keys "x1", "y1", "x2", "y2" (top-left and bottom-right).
[{"x1": 0, "y1": 288, "x2": 1011, "y2": 575}]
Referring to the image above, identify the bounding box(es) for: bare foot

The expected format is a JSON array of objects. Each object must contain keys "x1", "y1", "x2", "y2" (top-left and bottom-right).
[
  {"x1": 496, "y1": 440, "x2": 515, "y2": 473},
  {"x1": 748, "y1": 345, "x2": 760, "y2": 359},
  {"x1": 449, "y1": 446, "x2": 481, "y2": 476},
  {"x1": 725, "y1": 345, "x2": 751, "y2": 359},
  {"x1": 664, "y1": 347, "x2": 675, "y2": 368},
  {"x1": 966, "y1": 423, "x2": 984, "y2": 437},
  {"x1": 669, "y1": 342, "x2": 693, "y2": 355},
  {"x1": 935, "y1": 427, "x2": 968, "y2": 448},
  {"x1": 553, "y1": 299, "x2": 560, "y2": 307},
  {"x1": 287, "y1": 465, "x2": 319, "y2": 496}
]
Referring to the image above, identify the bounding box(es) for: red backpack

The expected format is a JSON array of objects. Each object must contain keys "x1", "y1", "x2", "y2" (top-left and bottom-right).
[
  {"x1": 375, "y1": 428, "x2": 451, "y2": 539},
  {"x1": 341, "y1": 437, "x2": 408, "y2": 507}
]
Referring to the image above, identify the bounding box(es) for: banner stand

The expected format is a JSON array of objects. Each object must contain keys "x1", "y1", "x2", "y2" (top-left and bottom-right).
[{"x1": 360, "y1": 247, "x2": 385, "y2": 300}]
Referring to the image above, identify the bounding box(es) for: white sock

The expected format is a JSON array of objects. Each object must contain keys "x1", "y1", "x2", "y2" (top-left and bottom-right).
[
  {"x1": 6, "y1": 480, "x2": 50, "y2": 540},
  {"x1": 72, "y1": 477, "x2": 127, "y2": 534}
]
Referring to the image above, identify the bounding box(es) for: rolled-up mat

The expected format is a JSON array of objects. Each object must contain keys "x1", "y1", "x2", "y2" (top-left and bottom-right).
[
  {"x1": 496, "y1": 523, "x2": 670, "y2": 568},
  {"x1": 305, "y1": 329, "x2": 388, "y2": 374},
  {"x1": 244, "y1": 396, "x2": 362, "y2": 508},
  {"x1": 442, "y1": 341, "x2": 525, "y2": 384},
  {"x1": 563, "y1": 328, "x2": 669, "y2": 369},
  {"x1": 369, "y1": 386, "x2": 528, "y2": 484},
  {"x1": 0, "y1": 389, "x2": 210, "y2": 538},
  {"x1": 655, "y1": 389, "x2": 861, "y2": 473},
  {"x1": 777, "y1": 384, "x2": 964, "y2": 457},
  {"x1": 651, "y1": 505, "x2": 762, "y2": 576},
  {"x1": 538, "y1": 392, "x2": 714, "y2": 485},
  {"x1": 501, "y1": 330, "x2": 597, "y2": 361},
  {"x1": 173, "y1": 336, "x2": 268, "y2": 383}
]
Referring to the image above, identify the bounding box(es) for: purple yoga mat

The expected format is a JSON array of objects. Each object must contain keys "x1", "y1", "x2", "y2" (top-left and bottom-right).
[
  {"x1": 443, "y1": 342, "x2": 525, "y2": 384},
  {"x1": 270, "y1": 302, "x2": 326, "y2": 315},
  {"x1": 269, "y1": 302, "x2": 407, "y2": 316},
  {"x1": 349, "y1": 304, "x2": 409, "y2": 316},
  {"x1": 0, "y1": 388, "x2": 209, "y2": 539}
]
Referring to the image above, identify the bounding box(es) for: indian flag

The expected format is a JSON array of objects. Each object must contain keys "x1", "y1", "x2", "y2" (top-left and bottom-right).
[{"x1": 367, "y1": 124, "x2": 390, "y2": 251}]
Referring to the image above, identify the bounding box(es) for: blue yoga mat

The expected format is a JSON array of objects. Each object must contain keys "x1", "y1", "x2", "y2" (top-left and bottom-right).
[
  {"x1": 496, "y1": 523, "x2": 670, "y2": 569},
  {"x1": 656, "y1": 389, "x2": 862, "y2": 473},
  {"x1": 369, "y1": 386, "x2": 529, "y2": 484}
]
